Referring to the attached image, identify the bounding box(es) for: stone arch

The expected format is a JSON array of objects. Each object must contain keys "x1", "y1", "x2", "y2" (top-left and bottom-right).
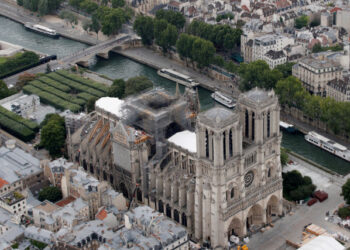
[
  {"x1": 158, "y1": 200, "x2": 164, "y2": 213},
  {"x1": 228, "y1": 217, "x2": 243, "y2": 238},
  {"x1": 166, "y1": 204, "x2": 171, "y2": 218},
  {"x1": 246, "y1": 204, "x2": 264, "y2": 231},
  {"x1": 174, "y1": 209, "x2": 179, "y2": 223},
  {"x1": 266, "y1": 195, "x2": 279, "y2": 223}
]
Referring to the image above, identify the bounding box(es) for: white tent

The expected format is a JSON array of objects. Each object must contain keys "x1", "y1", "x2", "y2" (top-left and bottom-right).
[{"x1": 298, "y1": 235, "x2": 345, "y2": 250}]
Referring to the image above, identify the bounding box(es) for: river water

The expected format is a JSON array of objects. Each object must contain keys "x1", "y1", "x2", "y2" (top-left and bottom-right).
[{"x1": 1, "y1": 16, "x2": 350, "y2": 174}]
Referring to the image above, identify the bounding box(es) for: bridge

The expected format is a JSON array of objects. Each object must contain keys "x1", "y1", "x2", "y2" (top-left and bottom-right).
[{"x1": 2, "y1": 34, "x2": 138, "y2": 86}]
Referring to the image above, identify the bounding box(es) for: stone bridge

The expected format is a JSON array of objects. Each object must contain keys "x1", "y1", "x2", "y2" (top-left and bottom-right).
[{"x1": 62, "y1": 34, "x2": 141, "y2": 67}]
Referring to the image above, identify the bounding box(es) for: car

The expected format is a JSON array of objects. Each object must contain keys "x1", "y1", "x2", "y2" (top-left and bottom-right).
[{"x1": 307, "y1": 198, "x2": 317, "y2": 206}]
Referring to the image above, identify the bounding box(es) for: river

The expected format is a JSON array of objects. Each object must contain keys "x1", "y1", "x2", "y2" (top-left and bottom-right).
[{"x1": 1, "y1": 16, "x2": 350, "y2": 174}]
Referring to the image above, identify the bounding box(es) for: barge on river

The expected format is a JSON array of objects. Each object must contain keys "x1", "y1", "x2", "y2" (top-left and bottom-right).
[
  {"x1": 305, "y1": 131, "x2": 350, "y2": 162},
  {"x1": 157, "y1": 68, "x2": 199, "y2": 88},
  {"x1": 279, "y1": 121, "x2": 295, "y2": 133},
  {"x1": 24, "y1": 23, "x2": 59, "y2": 38},
  {"x1": 211, "y1": 91, "x2": 236, "y2": 108}
]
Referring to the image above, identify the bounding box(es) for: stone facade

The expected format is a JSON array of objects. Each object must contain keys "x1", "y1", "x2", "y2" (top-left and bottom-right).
[{"x1": 67, "y1": 88, "x2": 283, "y2": 248}]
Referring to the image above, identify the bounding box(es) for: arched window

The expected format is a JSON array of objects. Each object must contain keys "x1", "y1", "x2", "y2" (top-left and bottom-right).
[
  {"x1": 245, "y1": 110, "x2": 249, "y2": 138},
  {"x1": 231, "y1": 188, "x2": 235, "y2": 199},
  {"x1": 229, "y1": 129, "x2": 233, "y2": 157},
  {"x1": 267, "y1": 112, "x2": 271, "y2": 138},
  {"x1": 268, "y1": 168, "x2": 271, "y2": 178},
  {"x1": 205, "y1": 129, "x2": 209, "y2": 158},
  {"x1": 252, "y1": 112, "x2": 255, "y2": 141},
  {"x1": 223, "y1": 131, "x2": 226, "y2": 160}
]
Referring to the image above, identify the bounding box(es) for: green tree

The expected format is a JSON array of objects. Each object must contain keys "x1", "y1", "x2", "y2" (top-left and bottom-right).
[
  {"x1": 155, "y1": 9, "x2": 185, "y2": 30},
  {"x1": 86, "y1": 97, "x2": 97, "y2": 113},
  {"x1": 0, "y1": 80, "x2": 10, "y2": 99},
  {"x1": 157, "y1": 24, "x2": 178, "y2": 52},
  {"x1": 310, "y1": 18, "x2": 320, "y2": 27},
  {"x1": 108, "y1": 79, "x2": 126, "y2": 98},
  {"x1": 38, "y1": 186, "x2": 63, "y2": 202},
  {"x1": 176, "y1": 33, "x2": 196, "y2": 65},
  {"x1": 295, "y1": 15, "x2": 309, "y2": 29},
  {"x1": 312, "y1": 43, "x2": 322, "y2": 53},
  {"x1": 100, "y1": 8, "x2": 126, "y2": 35},
  {"x1": 124, "y1": 76, "x2": 153, "y2": 96},
  {"x1": 338, "y1": 207, "x2": 350, "y2": 219},
  {"x1": 280, "y1": 147, "x2": 289, "y2": 166},
  {"x1": 79, "y1": 0, "x2": 98, "y2": 14},
  {"x1": 133, "y1": 15, "x2": 154, "y2": 45},
  {"x1": 224, "y1": 61, "x2": 239, "y2": 73},
  {"x1": 275, "y1": 76, "x2": 308, "y2": 109},
  {"x1": 40, "y1": 114, "x2": 66, "y2": 158},
  {"x1": 192, "y1": 38, "x2": 216, "y2": 68},
  {"x1": 212, "y1": 55, "x2": 225, "y2": 67},
  {"x1": 275, "y1": 62, "x2": 295, "y2": 78},
  {"x1": 154, "y1": 19, "x2": 168, "y2": 44},
  {"x1": 38, "y1": 0, "x2": 48, "y2": 16},
  {"x1": 342, "y1": 179, "x2": 350, "y2": 204},
  {"x1": 17, "y1": 0, "x2": 24, "y2": 6},
  {"x1": 90, "y1": 14, "x2": 101, "y2": 40},
  {"x1": 111, "y1": 0, "x2": 125, "y2": 8}
]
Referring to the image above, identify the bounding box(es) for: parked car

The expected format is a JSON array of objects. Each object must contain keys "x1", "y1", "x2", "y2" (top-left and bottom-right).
[{"x1": 307, "y1": 198, "x2": 318, "y2": 206}]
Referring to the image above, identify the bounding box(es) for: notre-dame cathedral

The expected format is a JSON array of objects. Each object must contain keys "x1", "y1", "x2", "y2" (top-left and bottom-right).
[{"x1": 67, "y1": 86, "x2": 283, "y2": 248}]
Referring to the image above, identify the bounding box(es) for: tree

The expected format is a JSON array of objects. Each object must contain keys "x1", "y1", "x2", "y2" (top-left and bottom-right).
[
  {"x1": 38, "y1": 0, "x2": 48, "y2": 16},
  {"x1": 338, "y1": 207, "x2": 350, "y2": 219},
  {"x1": 283, "y1": 170, "x2": 316, "y2": 201},
  {"x1": 275, "y1": 76, "x2": 308, "y2": 109},
  {"x1": 342, "y1": 179, "x2": 350, "y2": 204},
  {"x1": 111, "y1": 0, "x2": 125, "y2": 8},
  {"x1": 79, "y1": 0, "x2": 98, "y2": 14},
  {"x1": 280, "y1": 147, "x2": 289, "y2": 166},
  {"x1": 275, "y1": 62, "x2": 295, "y2": 78},
  {"x1": 156, "y1": 24, "x2": 178, "y2": 52},
  {"x1": 45, "y1": 64, "x2": 51, "y2": 73},
  {"x1": 40, "y1": 114, "x2": 66, "y2": 158},
  {"x1": 176, "y1": 33, "x2": 196, "y2": 65},
  {"x1": 133, "y1": 15, "x2": 154, "y2": 45},
  {"x1": 17, "y1": 0, "x2": 24, "y2": 6},
  {"x1": 312, "y1": 42, "x2": 322, "y2": 53},
  {"x1": 155, "y1": 9, "x2": 185, "y2": 30},
  {"x1": 86, "y1": 97, "x2": 97, "y2": 113},
  {"x1": 238, "y1": 60, "x2": 282, "y2": 90},
  {"x1": 100, "y1": 8, "x2": 126, "y2": 36},
  {"x1": 38, "y1": 186, "x2": 62, "y2": 202},
  {"x1": 108, "y1": 79, "x2": 125, "y2": 98},
  {"x1": 310, "y1": 18, "x2": 320, "y2": 27},
  {"x1": 212, "y1": 55, "x2": 225, "y2": 67},
  {"x1": 90, "y1": 14, "x2": 101, "y2": 40},
  {"x1": 154, "y1": 19, "x2": 168, "y2": 44},
  {"x1": 0, "y1": 80, "x2": 10, "y2": 100},
  {"x1": 295, "y1": 15, "x2": 309, "y2": 29},
  {"x1": 192, "y1": 38, "x2": 215, "y2": 68},
  {"x1": 124, "y1": 76, "x2": 153, "y2": 96}
]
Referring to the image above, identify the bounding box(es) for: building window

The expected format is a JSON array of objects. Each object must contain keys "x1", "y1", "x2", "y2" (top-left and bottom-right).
[
  {"x1": 230, "y1": 188, "x2": 235, "y2": 199},
  {"x1": 267, "y1": 111, "x2": 271, "y2": 138},
  {"x1": 245, "y1": 110, "x2": 249, "y2": 138},
  {"x1": 205, "y1": 130, "x2": 209, "y2": 158}
]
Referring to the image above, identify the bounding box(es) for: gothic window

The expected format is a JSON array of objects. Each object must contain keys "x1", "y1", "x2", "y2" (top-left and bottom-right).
[
  {"x1": 205, "y1": 129, "x2": 209, "y2": 158},
  {"x1": 223, "y1": 131, "x2": 226, "y2": 160},
  {"x1": 230, "y1": 188, "x2": 235, "y2": 199},
  {"x1": 267, "y1": 111, "x2": 271, "y2": 138},
  {"x1": 268, "y1": 168, "x2": 271, "y2": 178},
  {"x1": 245, "y1": 110, "x2": 249, "y2": 138},
  {"x1": 252, "y1": 112, "x2": 255, "y2": 141},
  {"x1": 229, "y1": 129, "x2": 233, "y2": 157}
]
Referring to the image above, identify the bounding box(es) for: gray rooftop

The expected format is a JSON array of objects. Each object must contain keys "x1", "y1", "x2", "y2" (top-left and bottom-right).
[
  {"x1": 0, "y1": 146, "x2": 41, "y2": 184},
  {"x1": 198, "y1": 107, "x2": 238, "y2": 129},
  {"x1": 238, "y1": 88, "x2": 277, "y2": 108}
]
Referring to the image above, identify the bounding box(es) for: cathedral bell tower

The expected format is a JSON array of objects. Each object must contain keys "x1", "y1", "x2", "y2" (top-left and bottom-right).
[{"x1": 194, "y1": 107, "x2": 242, "y2": 247}]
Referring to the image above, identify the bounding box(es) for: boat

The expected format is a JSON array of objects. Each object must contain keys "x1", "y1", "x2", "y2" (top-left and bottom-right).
[
  {"x1": 24, "y1": 23, "x2": 59, "y2": 38},
  {"x1": 279, "y1": 121, "x2": 295, "y2": 133},
  {"x1": 304, "y1": 131, "x2": 350, "y2": 162},
  {"x1": 211, "y1": 91, "x2": 236, "y2": 108},
  {"x1": 157, "y1": 69, "x2": 199, "y2": 88}
]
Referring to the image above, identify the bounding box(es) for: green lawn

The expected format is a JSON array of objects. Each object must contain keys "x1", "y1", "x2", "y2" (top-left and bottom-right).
[{"x1": 0, "y1": 52, "x2": 23, "y2": 65}]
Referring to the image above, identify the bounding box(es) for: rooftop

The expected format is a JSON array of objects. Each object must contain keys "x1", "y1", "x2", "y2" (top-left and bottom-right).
[
  {"x1": 48, "y1": 158, "x2": 74, "y2": 173},
  {"x1": 0, "y1": 146, "x2": 41, "y2": 184},
  {"x1": 95, "y1": 97, "x2": 125, "y2": 118},
  {"x1": 34, "y1": 201, "x2": 59, "y2": 214},
  {"x1": 168, "y1": 130, "x2": 197, "y2": 153},
  {"x1": 56, "y1": 196, "x2": 76, "y2": 207},
  {"x1": 0, "y1": 191, "x2": 25, "y2": 205},
  {"x1": 198, "y1": 107, "x2": 238, "y2": 129}
]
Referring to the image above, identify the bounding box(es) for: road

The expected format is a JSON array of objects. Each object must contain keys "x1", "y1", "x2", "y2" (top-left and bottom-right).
[{"x1": 247, "y1": 155, "x2": 350, "y2": 250}]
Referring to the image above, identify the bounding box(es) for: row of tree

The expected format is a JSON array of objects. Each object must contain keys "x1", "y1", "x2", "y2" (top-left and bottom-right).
[
  {"x1": 0, "y1": 51, "x2": 39, "y2": 77},
  {"x1": 17, "y1": 0, "x2": 61, "y2": 16},
  {"x1": 187, "y1": 20, "x2": 242, "y2": 53}
]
